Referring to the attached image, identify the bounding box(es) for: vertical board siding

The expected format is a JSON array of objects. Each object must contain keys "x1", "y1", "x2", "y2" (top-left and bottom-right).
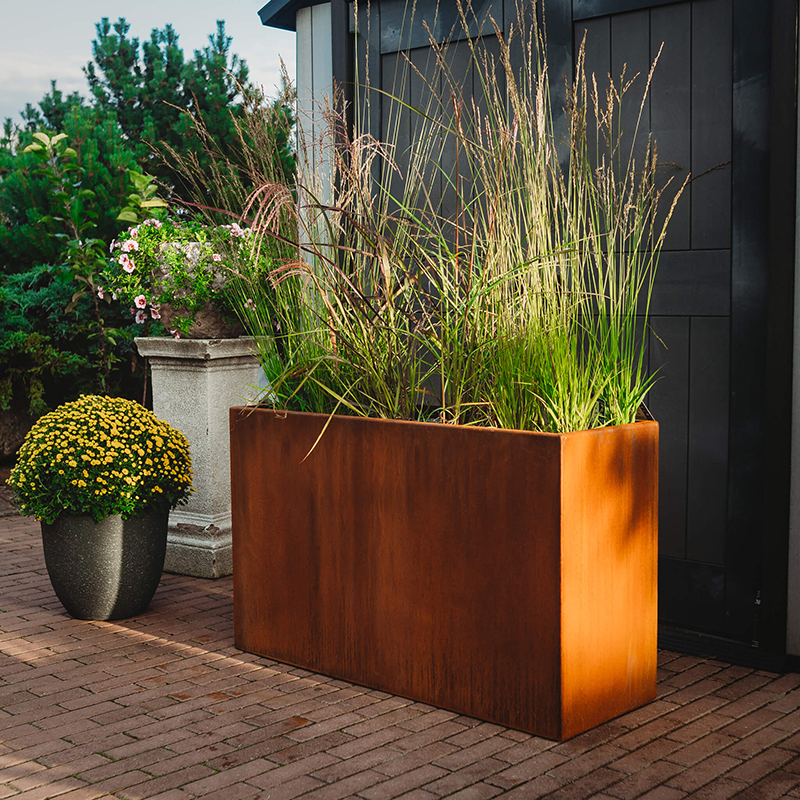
[
  {"x1": 650, "y1": 2, "x2": 691, "y2": 250},
  {"x1": 578, "y1": 16, "x2": 611, "y2": 79},
  {"x1": 312, "y1": 3, "x2": 334, "y2": 206},
  {"x1": 409, "y1": 46, "x2": 443, "y2": 218},
  {"x1": 649, "y1": 317, "x2": 690, "y2": 560},
  {"x1": 691, "y1": 0, "x2": 733, "y2": 250},
  {"x1": 297, "y1": 3, "x2": 334, "y2": 205},
  {"x1": 650, "y1": 251, "x2": 731, "y2": 317},
  {"x1": 762, "y1": 0, "x2": 798, "y2": 652},
  {"x1": 611, "y1": 10, "x2": 652, "y2": 174},
  {"x1": 355, "y1": 0, "x2": 383, "y2": 187},
  {"x1": 725, "y1": 0, "x2": 771, "y2": 640},
  {"x1": 380, "y1": 50, "x2": 410, "y2": 214},
  {"x1": 576, "y1": 15, "x2": 611, "y2": 165},
  {"x1": 578, "y1": 0, "x2": 738, "y2": 635},
  {"x1": 373, "y1": 32, "x2": 504, "y2": 239},
  {"x1": 439, "y1": 39, "x2": 474, "y2": 224},
  {"x1": 686, "y1": 317, "x2": 730, "y2": 565}
]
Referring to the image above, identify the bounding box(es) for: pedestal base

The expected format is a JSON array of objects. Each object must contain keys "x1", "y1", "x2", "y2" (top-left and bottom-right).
[
  {"x1": 136, "y1": 337, "x2": 263, "y2": 578},
  {"x1": 163, "y1": 518, "x2": 232, "y2": 579}
]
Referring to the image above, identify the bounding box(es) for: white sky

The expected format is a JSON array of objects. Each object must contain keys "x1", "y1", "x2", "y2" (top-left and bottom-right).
[{"x1": 0, "y1": 0, "x2": 297, "y2": 124}]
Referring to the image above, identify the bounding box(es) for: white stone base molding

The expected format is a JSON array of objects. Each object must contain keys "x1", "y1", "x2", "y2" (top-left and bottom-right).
[{"x1": 135, "y1": 337, "x2": 263, "y2": 578}]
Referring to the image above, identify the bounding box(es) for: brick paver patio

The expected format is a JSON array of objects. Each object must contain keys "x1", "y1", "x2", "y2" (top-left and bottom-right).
[{"x1": 2, "y1": 513, "x2": 800, "y2": 799}]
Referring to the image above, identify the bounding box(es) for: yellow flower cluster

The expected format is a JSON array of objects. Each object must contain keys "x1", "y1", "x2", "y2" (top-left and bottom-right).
[{"x1": 7, "y1": 395, "x2": 193, "y2": 524}]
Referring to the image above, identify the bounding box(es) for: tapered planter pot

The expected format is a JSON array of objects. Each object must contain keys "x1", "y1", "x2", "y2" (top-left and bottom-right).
[
  {"x1": 41, "y1": 508, "x2": 169, "y2": 620},
  {"x1": 230, "y1": 408, "x2": 658, "y2": 740}
]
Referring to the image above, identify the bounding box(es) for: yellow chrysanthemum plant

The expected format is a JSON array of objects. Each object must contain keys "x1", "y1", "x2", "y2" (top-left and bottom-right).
[{"x1": 8, "y1": 396, "x2": 193, "y2": 525}]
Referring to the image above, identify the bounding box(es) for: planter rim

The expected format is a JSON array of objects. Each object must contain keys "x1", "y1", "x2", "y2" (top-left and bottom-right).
[
  {"x1": 230, "y1": 406, "x2": 657, "y2": 439},
  {"x1": 47, "y1": 508, "x2": 170, "y2": 525},
  {"x1": 136, "y1": 336, "x2": 257, "y2": 360}
]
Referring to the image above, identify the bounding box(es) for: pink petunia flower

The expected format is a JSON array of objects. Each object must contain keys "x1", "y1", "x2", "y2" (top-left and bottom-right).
[
  {"x1": 96, "y1": 287, "x2": 104, "y2": 300},
  {"x1": 212, "y1": 253, "x2": 222, "y2": 262},
  {"x1": 134, "y1": 294, "x2": 147, "y2": 309},
  {"x1": 170, "y1": 329, "x2": 181, "y2": 339},
  {"x1": 118, "y1": 254, "x2": 135, "y2": 273},
  {"x1": 122, "y1": 239, "x2": 139, "y2": 252},
  {"x1": 150, "y1": 306, "x2": 161, "y2": 320},
  {"x1": 135, "y1": 310, "x2": 147, "y2": 324}
]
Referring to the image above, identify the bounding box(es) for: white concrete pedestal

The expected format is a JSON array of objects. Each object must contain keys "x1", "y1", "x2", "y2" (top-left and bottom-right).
[{"x1": 135, "y1": 337, "x2": 262, "y2": 578}]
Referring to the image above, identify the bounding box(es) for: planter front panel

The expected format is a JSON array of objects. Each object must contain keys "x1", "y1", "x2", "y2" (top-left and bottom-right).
[{"x1": 231, "y1": 409, "x2": 658, "y2": 739}]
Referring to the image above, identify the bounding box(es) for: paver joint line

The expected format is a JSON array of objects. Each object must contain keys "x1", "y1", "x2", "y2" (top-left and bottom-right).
[{"x1": 1, "y1": 515, "x2": 800, "y2": 800}]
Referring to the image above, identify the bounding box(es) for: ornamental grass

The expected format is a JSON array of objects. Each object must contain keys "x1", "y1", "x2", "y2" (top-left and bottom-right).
[
  {"x1": 8, "y1": 395, "x2": 193, "y2": 524},
  {"x1": 231, "y1": 0, "x2": 687, "y2": 433}
]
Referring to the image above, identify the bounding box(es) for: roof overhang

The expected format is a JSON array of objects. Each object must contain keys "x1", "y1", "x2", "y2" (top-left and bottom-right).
[{"x1": 258, "y1": 0, "x2": 329, "y2": 31}]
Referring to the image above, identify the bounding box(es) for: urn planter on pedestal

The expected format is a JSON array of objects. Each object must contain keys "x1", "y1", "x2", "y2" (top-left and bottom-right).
[
  {"x1": 230, "y1": 408, "x2": 659, "y2": 741},
  {"x1": 136, "y1": 337, "x2": 263, "y2": 578}
]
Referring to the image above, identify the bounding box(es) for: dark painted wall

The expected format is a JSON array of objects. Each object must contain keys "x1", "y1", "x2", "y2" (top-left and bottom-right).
[{"x1": 348, "y1": 0, "x2": 796, "y2": 650}]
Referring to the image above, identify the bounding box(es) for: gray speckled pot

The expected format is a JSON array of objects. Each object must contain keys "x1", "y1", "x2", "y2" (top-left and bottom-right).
[{"x1": 41, "y1": 509, "x2": 169, "y2": 620}]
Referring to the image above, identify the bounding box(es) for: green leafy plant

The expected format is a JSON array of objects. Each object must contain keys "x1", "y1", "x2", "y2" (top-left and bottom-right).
[
  {"x1": 0, "y1": 265, "x2": 143, "y2": 419},
  {"x1": 102, "y1": 216, "x2": 255, "y2": 336},
  {"x1": 117, "y1": 170, "x2": 168, "y2": 224},
  {"x1": 0, "y1": 265, "x2": 88, "y2": 416},
  {"x1": 0, "y1": 331, "x2": 85, "y2": 419},
  {"x1": 236, "y1": 0, "x2": 686, "y2": 433},
  {"x1": 7, "y1": 395, "x2": 193, "y2": 523},
  {"x1": 20, "y1": 131, "x2": 153, "y2": 392},
  {"x1": 0, "y1": 97, "x2": 140, "y2": 272}
]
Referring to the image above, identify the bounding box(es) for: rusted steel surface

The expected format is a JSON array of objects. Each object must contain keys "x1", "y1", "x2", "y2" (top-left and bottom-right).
[
  {"x1": 230, "y1": 409, "x2": 658, "y2": 740},
  {"x1": 559, "y1": 424, "x2": 659, "y2": 738}
]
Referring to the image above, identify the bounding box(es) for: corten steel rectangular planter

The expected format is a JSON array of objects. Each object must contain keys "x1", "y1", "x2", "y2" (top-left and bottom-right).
[{"x1": 230, "y1": 408, "x2": 658, "y2": 740}]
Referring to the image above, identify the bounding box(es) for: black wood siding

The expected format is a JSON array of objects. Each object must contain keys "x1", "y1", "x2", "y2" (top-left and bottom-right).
[{"x1": 352, "y1": 0, "x2": 797, "y2": 648}]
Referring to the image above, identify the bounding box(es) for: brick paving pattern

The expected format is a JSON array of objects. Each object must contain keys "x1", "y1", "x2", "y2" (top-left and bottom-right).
[
  {"x1": 0, "y1": 466, "x2": 15, "y2": 517},
  {"x1": 1, "y1": 514, "x2": 800, "y2": 799}
]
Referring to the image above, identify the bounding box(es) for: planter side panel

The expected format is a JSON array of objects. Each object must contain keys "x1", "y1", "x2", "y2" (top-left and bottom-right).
[
  {"x1": 231, "y1": 409, "x2": 565, "y2": 737},
  {"x1": 560, "y1": 421, "x2": 659, "y2": 739}
]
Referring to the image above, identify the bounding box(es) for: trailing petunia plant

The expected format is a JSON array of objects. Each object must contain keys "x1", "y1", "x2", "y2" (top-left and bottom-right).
[
  {"x1": 7, "y1": 395, "x2": 193, "y2": 524},
  {"x1": 102, "y1": 216, "x2": 254, "y2": 337}
]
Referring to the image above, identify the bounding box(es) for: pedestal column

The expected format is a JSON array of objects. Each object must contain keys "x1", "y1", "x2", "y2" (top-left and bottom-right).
[{"x1": 135, "y1": 337, "x2": 262, "y2": 578}]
